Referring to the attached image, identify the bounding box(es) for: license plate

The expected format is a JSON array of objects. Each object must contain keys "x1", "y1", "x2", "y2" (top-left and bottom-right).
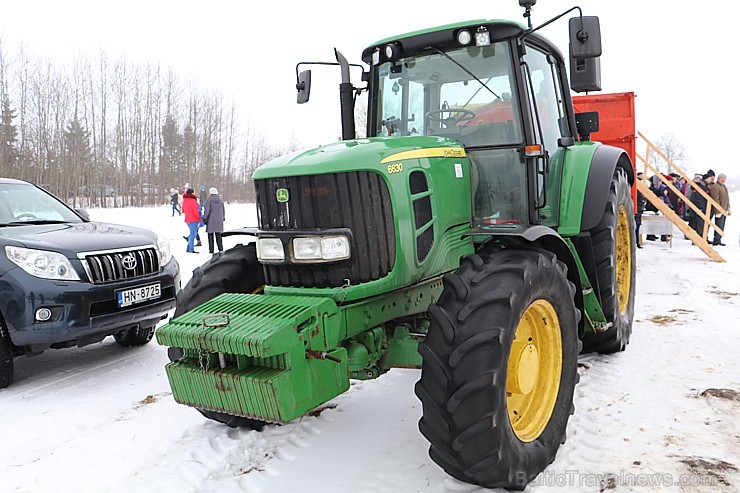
[{"x1": 117, "y1": 283, "x2": 161, "y2": 308}]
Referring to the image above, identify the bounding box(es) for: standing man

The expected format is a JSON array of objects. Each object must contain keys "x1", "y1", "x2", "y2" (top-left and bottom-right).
[
  {"x1": 170, "y1": 188, "x2": 181, "y2": 216},
  {"x1": 203, "y1": 187, "x2": 226, "y2": 254},
  {"x1": 182, "y1": 188, "x2": 201, "y2": 253},
  {"x1": 198, "y1": 184, "x2": 208, "y2": 234},
  {"x1": 635, "y1": 172, "x2": 646, "y2": 248},
  {"x1": 690, "y1": 170, "x2": 714, "y2": 240},
  {"x1": 709, "y1": 173, "x2": 731, "y2": 246},
  {"x1": 199, "y1": 185, "x2": 208, "y2": 214}
]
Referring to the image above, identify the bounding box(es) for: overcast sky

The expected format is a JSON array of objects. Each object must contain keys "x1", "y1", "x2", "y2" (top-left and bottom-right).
[{"x1": 2, "y1": 0, "x2": 738, "y2": 178}]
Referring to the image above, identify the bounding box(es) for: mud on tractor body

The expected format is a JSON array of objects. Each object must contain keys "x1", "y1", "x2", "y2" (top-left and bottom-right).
[{"x1": 157, "y1": 3, "x2": 636, "y2": 489}]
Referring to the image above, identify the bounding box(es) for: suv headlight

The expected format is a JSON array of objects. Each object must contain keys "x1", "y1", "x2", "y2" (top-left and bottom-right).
[
  {"x1": 5, "y1": 246, "x2": 81, "y2": 281},
  {"x1": 156, "y1": 236, "x2": 173, "y2": 266}
]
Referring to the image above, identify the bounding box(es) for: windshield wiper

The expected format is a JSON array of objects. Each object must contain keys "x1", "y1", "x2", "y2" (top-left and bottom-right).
[
  {"x1": 7, "y1": 219, "x2": 69, "y2": 225},
  {"x1": 431, "y1": 47, "x2": 500, "y2": 100}
]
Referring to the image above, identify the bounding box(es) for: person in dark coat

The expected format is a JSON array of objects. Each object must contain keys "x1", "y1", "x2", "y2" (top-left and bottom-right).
[
  {"x1": 689, "y1": 170, "x2": 714, "y2": 239},
  {"x1": 199, "y1": 185, "x2": 207, "y2": 226},
  {"x1": 203, "y1": 187, "x2": 225, "y2": 254},
  {"x1": 635, "y1": 172, "x2": 646, "y2": 248},
  {"x1": 182, "y1": 188, "x2": 201, "y2": 253},
  {"x1": 170, "y1": 188, "x2": 181, "y2": 216}
]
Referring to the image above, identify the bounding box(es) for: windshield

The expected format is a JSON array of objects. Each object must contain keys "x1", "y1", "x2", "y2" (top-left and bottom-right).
[
  {"x1": 0, "y1": 183, "x2": 83, "y2": 225},
  {"x1": 374, "y1": 41, "x2": 522, "y2": 147}
]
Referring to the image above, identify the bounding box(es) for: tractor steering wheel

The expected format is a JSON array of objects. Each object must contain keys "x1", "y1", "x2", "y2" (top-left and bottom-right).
[{"x1": 426, "y1": 108, "x2": 476, "y2": 128}]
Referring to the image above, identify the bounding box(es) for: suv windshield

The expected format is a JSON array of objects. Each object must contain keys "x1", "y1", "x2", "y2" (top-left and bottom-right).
[
  {"x1": 0, "y1": 183, "x2": 83, "y2": 225},
  {"x1": 374, "y1": 41, "x2": 522, "y2": 147}
]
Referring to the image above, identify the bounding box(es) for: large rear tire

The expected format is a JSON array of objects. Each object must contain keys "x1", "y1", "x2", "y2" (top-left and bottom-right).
[
  {"x1": 0, "y1": 321, "x2": 14, "y2": 389},
  {"x1": 582, "y1": 168, "x2": 636, "y2": 354},
  {"x1": 168, "y1": 243, "x2": 267, "y2": 429},
  {"x1": 416, "y1": 249, "x2": 580, "y2": 490}
]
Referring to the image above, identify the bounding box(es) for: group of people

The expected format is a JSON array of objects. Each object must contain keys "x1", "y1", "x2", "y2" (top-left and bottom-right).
[
  {"x1": 635, "y1": 169, "x2": 732, "y2": 247},
  {"x1": 170, "y1": 184, "x2": 226, "y2": 254}
]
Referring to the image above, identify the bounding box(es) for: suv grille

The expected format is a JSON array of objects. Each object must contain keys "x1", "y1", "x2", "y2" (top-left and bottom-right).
[
  {"x1": 83, "y1": 247, "x2": 160, "y2": 284},
  {"x1": 255, "y1": 171, "x2": 395, "y2": 288}
]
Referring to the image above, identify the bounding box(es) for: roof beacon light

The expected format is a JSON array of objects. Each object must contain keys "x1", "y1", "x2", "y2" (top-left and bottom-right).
[
  {"x1": 457, "y1": 29, "x2": 472, "y2": 45},
  {"x1": 475, "y1": 27, "x2": 491, "y2": 47}
]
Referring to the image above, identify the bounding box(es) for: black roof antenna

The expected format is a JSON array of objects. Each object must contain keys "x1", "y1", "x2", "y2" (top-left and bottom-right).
[{"x1": 519, "y1": 0, "x2": 537, "y2": 29}]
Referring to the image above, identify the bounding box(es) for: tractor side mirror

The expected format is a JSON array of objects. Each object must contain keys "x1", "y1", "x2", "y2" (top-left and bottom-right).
[
  {"x1": 296, "y1": 70, "x2": 312, "y2": 104},
  {"x1": 568, "y1": 16, "x2": 601, "y2": 58},
  {"x1": 570, "y1": 55, "x2": 601, "y2": 93},
  {"x1": 569, "y1": 16, "x2": 602, "y2": 93}
]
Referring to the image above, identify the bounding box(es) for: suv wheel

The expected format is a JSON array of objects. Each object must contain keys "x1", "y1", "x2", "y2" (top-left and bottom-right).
[{"x1": 0, "y1": 321, "x2": 14, "y2": 389}]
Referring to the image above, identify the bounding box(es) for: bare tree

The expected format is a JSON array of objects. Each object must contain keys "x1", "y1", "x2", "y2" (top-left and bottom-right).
[
  {"x1": 650, "y1": 132, "x2": 685, "y2": 174},
  {"x1": 0, "y1": 42, "x2": 290, "y2": 206}
]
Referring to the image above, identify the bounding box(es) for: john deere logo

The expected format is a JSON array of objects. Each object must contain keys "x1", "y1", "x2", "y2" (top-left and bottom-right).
[{"x1": 276, "y1": 188, "x2": 290, "y2": 203}]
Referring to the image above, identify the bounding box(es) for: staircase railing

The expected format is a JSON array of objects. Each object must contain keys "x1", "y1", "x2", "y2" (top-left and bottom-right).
[{"x1": 636, "y1": 132, "x2": 726, "y2": 262}]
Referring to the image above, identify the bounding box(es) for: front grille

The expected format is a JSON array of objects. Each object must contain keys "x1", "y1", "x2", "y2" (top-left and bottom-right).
[
  {"x1": 83, "y1": 247, "x2": 160, "y2": 284},
  {"x1": 255, "y1": 171, "x2": 396, "y2": 289}
]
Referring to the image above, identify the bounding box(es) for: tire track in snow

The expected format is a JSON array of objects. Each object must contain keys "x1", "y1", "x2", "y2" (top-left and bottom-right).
[
  {"x1": 0, "y1": 346, "x2": 157, "y2": 404},
  {"x1": 121, "y1": 412, "x2": 332, "y2": 493}
]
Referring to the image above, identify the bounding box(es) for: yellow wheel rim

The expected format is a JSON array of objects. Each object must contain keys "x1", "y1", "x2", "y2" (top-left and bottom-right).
[
  {"x1": 506, "y1": 299, "x2": 562, "y2": 442},
  {"x1": 616, "y1": 204, "x2": 632, "y2": 315}
]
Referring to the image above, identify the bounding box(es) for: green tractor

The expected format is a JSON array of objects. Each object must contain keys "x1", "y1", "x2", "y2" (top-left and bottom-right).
[{"x1": 158, "y1": 2, "x2": 636, "y2": 489}]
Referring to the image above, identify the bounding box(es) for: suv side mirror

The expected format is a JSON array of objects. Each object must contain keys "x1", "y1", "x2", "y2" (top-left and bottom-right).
[
  {"x1": 568, "y1": 16, "x2": 601, "y2": 58},
  {"x1": 296, "y1": 70, "x2": 312, "y2": 104},
  {"x1": 75, "y1": 208, "x2": 90, "y2": 221}
]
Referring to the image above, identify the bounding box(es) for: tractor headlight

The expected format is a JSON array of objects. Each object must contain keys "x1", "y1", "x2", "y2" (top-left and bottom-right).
[
  {"x1": 293, "y1": 237, "x2": 322, "y2": 260},
  {"x1": 457, "y1": 29, "x2": 472, "y2": 45},
  {"x1": 293, "y1": 235, "x2": 350, "y2": 262},
  {"x1": 5, "y1": 246, "x2": 81, "y2": 281},
  {"x1": 257, "y1": 237, "x2": 285, "y2": 262}
]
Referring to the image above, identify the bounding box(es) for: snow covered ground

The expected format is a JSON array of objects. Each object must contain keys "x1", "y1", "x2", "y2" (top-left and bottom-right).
[{"x1": 1, "y1": 200, "x2": 739, "y2": 493}]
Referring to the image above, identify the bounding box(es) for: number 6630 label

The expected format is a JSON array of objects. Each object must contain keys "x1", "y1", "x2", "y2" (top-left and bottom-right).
[{"x1": 387, "y1": 163, "x2": 404, "y2": 174}]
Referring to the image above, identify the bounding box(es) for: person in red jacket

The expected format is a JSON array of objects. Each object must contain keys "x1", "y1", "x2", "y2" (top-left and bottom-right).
[{"x1": 182, "y1": 188, "x2": 201, "y2": 253}]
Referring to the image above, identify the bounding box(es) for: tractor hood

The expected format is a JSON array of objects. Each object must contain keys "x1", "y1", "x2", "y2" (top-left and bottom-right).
[{"x1": 252, "y1": 136, "x2": 466, "y2": 180}]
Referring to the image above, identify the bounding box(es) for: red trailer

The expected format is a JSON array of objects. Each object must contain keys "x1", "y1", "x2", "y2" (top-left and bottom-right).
[{"x1": 573, "y1": 92, "x2": 637, "y2": 206}]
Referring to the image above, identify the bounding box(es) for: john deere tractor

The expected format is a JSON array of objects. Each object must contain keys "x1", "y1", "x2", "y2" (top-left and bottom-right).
[{"x1": 158, "y1": 2, "x2": 636, "y2": 489}]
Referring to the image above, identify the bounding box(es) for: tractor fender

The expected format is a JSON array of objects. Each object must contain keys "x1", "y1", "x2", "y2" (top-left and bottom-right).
[
  {"x1": 479, "y1": 225, "x2": 585, "y2": 336},
  {"x1": 221, "y1": 226, "x2": 258, "y2": 240},
  {"x1": 580, "y1": 145, "x2": 635, "y2": 231}
]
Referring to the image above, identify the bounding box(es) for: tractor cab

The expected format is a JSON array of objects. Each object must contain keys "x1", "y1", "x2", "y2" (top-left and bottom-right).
[{"x1": 361, "y1": 20, "x2": 584, "y2": 230}]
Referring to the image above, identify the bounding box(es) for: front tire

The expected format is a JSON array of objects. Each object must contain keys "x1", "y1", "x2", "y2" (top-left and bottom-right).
[
  {"x1": 0, "y1": 322, "x2": 14, "y2": 389},
  {"x1": 416, "y1": 249, "x2": 580, "y2": 490},
  {"x1": 582, "y1": 168, "x2": 636, "y2": 354},
  {"x1": 168, "y1": 243, "x2": 267, "y2": 429}
]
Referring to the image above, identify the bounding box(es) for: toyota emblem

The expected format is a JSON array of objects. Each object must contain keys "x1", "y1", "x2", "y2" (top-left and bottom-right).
[{"x1": 121, "y1": 254, "x2": 137, "y2": 271}]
